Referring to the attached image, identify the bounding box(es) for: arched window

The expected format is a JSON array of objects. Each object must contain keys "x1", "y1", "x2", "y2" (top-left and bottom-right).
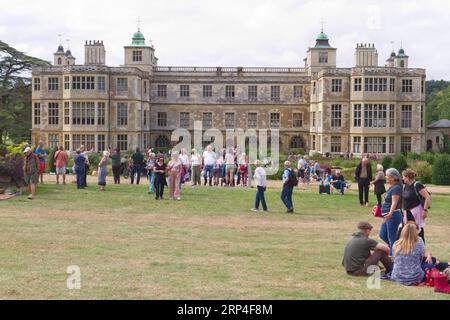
[
  {"x1": 57, "y1": 57, "x2": 62, "y2": 65},
  {"x1": 400, "y1": 60, "x2": 405, "y2": 68},
  {"x1": 290, "y1": 136, "x2": 304, "y2": 149},
  {"x1": 155, "y1": 135, "x2": 170, "y2": 148}
]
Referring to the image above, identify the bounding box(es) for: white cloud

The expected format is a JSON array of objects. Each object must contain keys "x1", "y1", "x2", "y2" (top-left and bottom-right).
[{"x1": 1, "y1": 0, "x2": 449, "y2": 79}]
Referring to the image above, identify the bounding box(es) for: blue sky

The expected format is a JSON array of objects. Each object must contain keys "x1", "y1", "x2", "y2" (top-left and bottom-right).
[{"x1": 1, "y1": 0, "x2": 450, "y2": 79}]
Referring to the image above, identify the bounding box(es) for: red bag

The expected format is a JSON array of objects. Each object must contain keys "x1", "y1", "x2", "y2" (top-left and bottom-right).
[{"x1": 372, "y1": 205, "x2": 382, "y2": 218}]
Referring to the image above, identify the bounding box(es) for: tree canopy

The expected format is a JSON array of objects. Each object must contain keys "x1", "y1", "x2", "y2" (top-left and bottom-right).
[
  {"x1": 425, "y1": 80, "x2": 450, "y2": 126},
  {"x1": 0, "y1": 40, "x2": 50, "y2": 144}
]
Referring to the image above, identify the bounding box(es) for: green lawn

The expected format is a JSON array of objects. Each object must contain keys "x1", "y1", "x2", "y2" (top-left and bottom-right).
[{"x1": 0, "y1": 182, "x2": 449, "y2": 300}]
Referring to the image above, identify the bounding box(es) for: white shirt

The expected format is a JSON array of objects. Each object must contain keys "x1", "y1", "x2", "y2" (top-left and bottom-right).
[
  {"x1": 203, "y1": 150, "x2": 216, "y2": 166},
  {"x1": 254, "y1": 167, "x2": 267, "y2": 187},
  {"x1": 225, "y1": 153, "x2": 235, "y2": 165},
  {"x1": 191, "y1": 154, "x2": 201, "y2": 166},
  {"x1": 179, "y1": 154, "x2": 189, "y2": 166},
  {"x1": 298, "y1": 158, "x2": 306, "y2": 169}
]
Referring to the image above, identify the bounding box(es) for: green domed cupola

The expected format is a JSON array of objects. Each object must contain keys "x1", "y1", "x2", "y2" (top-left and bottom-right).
[
  {"x1": 316, "y1": 31, "x2": 329, "y2": 41},
  {"x1": 131, "y1": 30, "x2": 147, "y2": 46},
  {"x1": 313, "y1": 29, "x2": 332, "y2": 48}
]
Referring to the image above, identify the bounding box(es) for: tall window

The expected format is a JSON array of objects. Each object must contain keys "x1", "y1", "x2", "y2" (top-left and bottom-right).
[
  {"x1": 117, "y1": 134, "x2": 128, "y2": 151},
  {"x1": 202, "y1": 112, "x2": 212, "y2": 128},
  {"x1": 72, "y1": 76, "x2": 95, "y2": 90},
  {"x1": 421, "y1": 79, "x2": 425, "y2": 94},
  {"x1": 270, "y1": 86, "x2": 280, "y2": 101},
  {"x1": 331, "y1": 136, "x2": 341, "y2": 153},
  {"x1": 331, "y1": 79, "x2": 342, "y2": 92},
  {"x1": 132, "y1": 50, "x2": 142, "y2": 62},
  {"x1": 48, "y1": 103, "x2": 59, "y2": 125},
  {"x1": 353, "y1": 137, "x2": 361, "y2": 153},
  {"x1": 401, "y1": 136, "x2": 412, "y2": 153},
  {"x1": 319, "y1": 52, "x2": 328, "y2": 63},
  {"x1": 64, "y1": 76, "x2": 70, "y2": 90},
  {"x1": 353, "y1": 104, "x2": 362, "y2": 127},
  {"x1": 97, "y1": 76, "x2": 106, "y2": 91},
  {"x1": 247, "y1": 112, "x2": 257, "y2": 128},
  {"x1": 312, "y1": 112, "x2": 316, "y2": 127},
  {"x1": 203, "y1": 85, "x2": 212, "y2": 97},
  {"x1": 402, "y1": 79, "x2": 413, "y2": 93},
  {"x1": 33, "y1": 78, "x2": 41, "y2": 91},
  {"x1": 364, "y1": 137, "x2": 387, "y2": 154},
  {"x1": 290, "y1": 136, "x2": 304, "y2": 149},
  {"x1": 312, "y1": 135, "x2": 316, "y2": 150},
  {"x1": 390, "y1": 79, "x2": 395, "y2": 92},
  {"x1": 48, "y1": 78, "x2": 59, "y2": 91},
  {"x1": 64, "y1": 134, "x2": 70, "y2": 151},
  {"x1": 248, "y1": 86, "x2": 257, "y2": 101},
  {"x1": 157, "y1": 85, "x2": 167, "y2": 97},
  {"x1": 72, "y1": 134, "x2": 95, "y2": 151},
  {"x1": 97, "y1": 102, "x2": 105, "y2": 125},
  {"x1": 157, "y1": 112, "x2": 167, "y2": 127},
  {"x1": 180, "y1": 85, "x2": 190, "y2": 97},
  {"x1": 389, "y1": 137, "x2": 395, "y2": 154},
  {"x1": 117, "y1": 103, "x2": 128, "y2": 126},
  {"x1": 293, "y1": 113, "x2": 303, "y2": 128},
  {"x1": 34, "y1": 103, "x2": 41, "y2": 125},
  {"x1": 389, "y1": 104, "x2": 395, "y2": 127},
  {"x1": 364, "y1": 78, "x2": 373, "y2": 91},
  {"x1": 117, "y1": 78, "x2": 128, "y2": 92},
  {"x1": 331, "y1": 105, "x2": 342, "y2": 127},
  {"x1": 64, "y1": 102, "x2": 70, "y2": 125},
  {"x1": 421, "y1": 105, "x2": 424, "y2": 129},
  {"x1": 313, "y1": 82, "x2": 316, "y2": 94},
  {"x1": 225, "y1": 112, "x2": 235, "y2": 128},
  {"x1": 270, "y1": 112, "x2": 280, "y2": 128},
  {"x1": 354, "y1": 78, "x2": 362, "y2": 92},
  {"x1": 364, "y1": 104, "x2": 387, "y2": 128},
  {"x1": 401, "y1": 105, "x2": 412, "y2": 128},
  {"x1": 97, "y1": 134, "x2": 106, "y2": 152},
  {"x1": 225, "y1": 85, "x2": 235, "y2": 99},
  {"x1": 293, "y1": 86, "x2": 303, "y2": 98},
  {"x1": 48, "y1": 134, "x2": 59, "y2": 149},
  {"x1": 180, "y1": 112, "x2": 190, "y2": 128},
  {"x1": 72, "y1": 102, "x2": 95, "y2": 125}
]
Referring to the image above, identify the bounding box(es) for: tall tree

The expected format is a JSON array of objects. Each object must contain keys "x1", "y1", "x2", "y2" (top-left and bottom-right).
[{"x1": 0, "y1": 40, "x2": 50, "y2": 144}]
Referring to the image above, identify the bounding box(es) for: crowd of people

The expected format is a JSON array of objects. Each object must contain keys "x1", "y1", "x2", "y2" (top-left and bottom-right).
[{"x1": 21, "y1": 142, "x2": 450, "y2": 292}]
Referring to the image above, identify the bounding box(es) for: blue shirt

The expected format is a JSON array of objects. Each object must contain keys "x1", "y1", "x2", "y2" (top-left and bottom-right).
[
  {"x1": 391, "y1": 238, "x2": 425, "y2": 286},
  {"x1": 382, "y1": 183, "x2": 402, "y2": 214},
  {"x1": 74, "y1": 154, "x2": 86, "y2": 169},
  {"x1": 282, "y1": 168, "x2": 291, "y2": 181},
  {"x1": 35, "y1": 147, "x2": 46, "y2": 162}
]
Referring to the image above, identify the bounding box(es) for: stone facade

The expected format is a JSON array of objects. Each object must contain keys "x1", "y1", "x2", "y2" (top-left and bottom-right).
[{"x1": 31, "y1": 29, "x2": 426, "y2": 155}]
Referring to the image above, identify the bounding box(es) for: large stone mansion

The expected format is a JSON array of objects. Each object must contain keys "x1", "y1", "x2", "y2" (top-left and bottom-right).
[{"x1": 31, "y1": 28, "x2": 426, "y2": 155}]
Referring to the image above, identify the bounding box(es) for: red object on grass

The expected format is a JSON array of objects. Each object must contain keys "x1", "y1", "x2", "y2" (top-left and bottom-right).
[
  {"x1": 434, "y1": 274, "x2": 450, "y2": 294},
  {"x1": 372, "y1": 205, "x2": 382, "y2": 218}
]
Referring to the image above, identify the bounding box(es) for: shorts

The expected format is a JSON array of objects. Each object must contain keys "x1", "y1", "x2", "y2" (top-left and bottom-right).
[
  {"x1": 39, "y1": 162, "x2": 46, "y2": 173},
  {"x1": 24, "y1": 173, "x2": 38, "y2": 185},
  {"x1": 56, "y1": 167, "x2": 66, "y2": 175}
]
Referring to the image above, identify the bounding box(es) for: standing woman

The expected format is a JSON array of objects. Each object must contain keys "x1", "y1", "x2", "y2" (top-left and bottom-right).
[
  {"x1": 401, "y1": 169, "x2": 432, "y2": 243},
  {"x1": 153, "y1": 157, "x2": 167, "y2": 200},
  {"x1": 371, "y1": 164, "x2": 386, "y2": 207},
  {"x1": 179, "y1": 148, "x2": 189, "y2": 188},
  {"x1": 168, "y1": 152, "x2": 182, "y2": 200},
  {"x1": 74, "y1": 149, "x2": 86, "y2": 190},
  {"x1": 111, "y1": 148, "x2": 121, "y2": 184},
  {"x1": 98, "y1": 150, "x2": 109, "y2": 191},
  {"x1": 379, "y1": 168, "x2": 403, "y2": 255},
  {"x1": 190, "y1": 149, "x2": 201, "y2": 187},
  {"x1": 238, "y1": 153, "x2": 248, "y2": 187},
  {"x1": 146, "y1": 152, "x2": 156, "y2": 194}
]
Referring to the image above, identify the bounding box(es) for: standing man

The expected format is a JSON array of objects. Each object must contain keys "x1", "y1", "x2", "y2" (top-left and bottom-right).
[
  {"x1": 342, "y1": 222, "x2": 392, "y2": 277},
  {"x1": 281, "y1": 161, "x2": 297, "y2": 213},
  {"x1": 79, "y1": 145, "x2": 90, "y2": 188},
  {"x1": 54, "y1": 146, "x2": 68, "y2": 185},
  {"x1": 34, "y1": 141, "x2": 47, "y2": 184},
  {"x1": 202, "y1": 145, "x2": 216, "y2": 186},
  {"x1": 131, "y1": 147, "x2": 144, "y2": 185},
  {"x1": 23, "y1": 147, "x2": 39, "y2": 200},
  {"x1": 355, "y1": 157, "x2": 372, "y2": 207},
  {"x1": 252, "y1": 160, "x2": 268, "y2": 212}
]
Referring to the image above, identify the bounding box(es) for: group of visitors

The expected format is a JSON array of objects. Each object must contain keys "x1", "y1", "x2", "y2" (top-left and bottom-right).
[{"x1": 343, "y1": 165, "x2": 449, "y2": 291}]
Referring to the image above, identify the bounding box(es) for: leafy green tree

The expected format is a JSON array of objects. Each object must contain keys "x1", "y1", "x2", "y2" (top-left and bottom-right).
[
  {"x1": 432, "y1": 154, "x2": 450, "y2": 186},
  {"x1": 391, "y1": 154, "x2": 408, "y2": 173},
  {"x1": 381, "y1": 155, "x2": 392, "y2": 170},
  {"x1": 0, "y1": 41, "x2": 50, "y2": 144}
]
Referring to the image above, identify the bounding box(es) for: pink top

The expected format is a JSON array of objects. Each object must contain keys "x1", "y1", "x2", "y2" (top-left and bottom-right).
[
  {"x1": 168, "y1": 160, "x2": 182, "y2": 174},
  {"x1": 54, "y1": 150, "x2": 68, "y2": 168}
]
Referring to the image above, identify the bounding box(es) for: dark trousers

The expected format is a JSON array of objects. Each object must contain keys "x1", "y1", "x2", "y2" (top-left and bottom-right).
[
  {"x1": 349, "y1": 250, "x2": 393, "y2": 276},
  {"x1": 376, "y1": 193, "x2": 382, "y2": 206},
  {"x1": 281, "y1": 185, "x2": 294, "y2": 210},
  {"x1": 83, "y1": 164, "x2": 89, "y2": 187},
  {"x1": 255, "y1": 186, "x2": 268, "y2": 211},
  {"x1": 155, "y1": 180, "x2": 165, "y2": 199},
  {"x1": 112, "y1": 165, "x2": 121, "y2": 184},
  {"x1": 358, "y1": 178, "x2": 370, "y2": 204},
  {"x1": 131, "y1": 165, "x2": 142, "y2": 184},
  {"x1": 76, "y1": 169, "x2": 85, "y2": 189}
]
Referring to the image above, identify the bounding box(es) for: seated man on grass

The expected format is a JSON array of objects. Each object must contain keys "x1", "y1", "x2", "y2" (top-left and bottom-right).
[
  {"x1": 342, "y1": 222, "x2": 392, "y2": 277},
  {"x1": 330, "y1": 170, "x2": 347, "y2": 195}
]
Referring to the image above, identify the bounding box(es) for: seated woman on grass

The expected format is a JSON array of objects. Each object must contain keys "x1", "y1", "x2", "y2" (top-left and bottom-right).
[{"x1": 391, "y1": 222, "x2": 449, "y2": 285}]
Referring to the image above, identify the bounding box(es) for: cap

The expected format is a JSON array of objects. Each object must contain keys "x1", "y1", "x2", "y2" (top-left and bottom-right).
[{"x1": 357, "y1": 221, "x2": 373, "y2": 230}]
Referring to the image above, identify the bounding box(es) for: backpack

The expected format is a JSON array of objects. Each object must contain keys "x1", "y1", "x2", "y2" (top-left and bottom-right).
[
  {"x1": 286, "y1": 169, "x2": 298, "y2": 187},
  {"x1": 413, "y1": 181, "x2": 432, "y2": 209}
]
